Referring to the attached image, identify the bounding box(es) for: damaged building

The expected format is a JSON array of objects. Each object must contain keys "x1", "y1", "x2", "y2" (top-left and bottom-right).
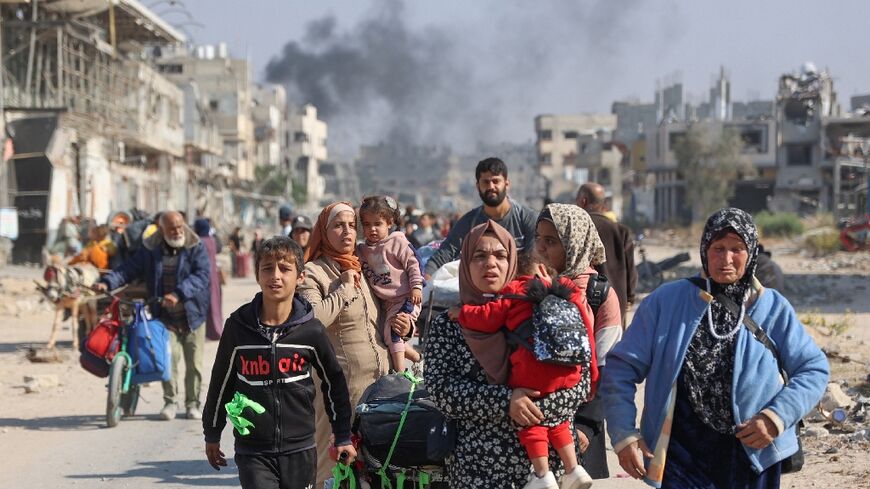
[
  {"x1": 355, "y1": 144, "x2": 461, "y2": 211},
  {"x1": 1, "y1": 0, "x2": 187, "y2": 263},
  {"x1": 772, "y1": 63, "x2": 870, "y2": 218},
  {"x1": 602, "y1": 63, "x2": 868, "y2": 225},
  {"x1": 0, "y1": 1, "x2": 309, "y2": 263}
]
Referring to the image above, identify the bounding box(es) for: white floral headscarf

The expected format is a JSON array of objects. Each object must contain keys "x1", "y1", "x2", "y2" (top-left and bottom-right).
[{"x1": 538, "y1": 203, "x2": 606, "y2": 278}]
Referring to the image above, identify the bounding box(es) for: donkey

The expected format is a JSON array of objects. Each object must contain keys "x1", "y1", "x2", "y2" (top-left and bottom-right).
[{"x1": 34, "y1": 259, "x2": 101, "y2": 350}]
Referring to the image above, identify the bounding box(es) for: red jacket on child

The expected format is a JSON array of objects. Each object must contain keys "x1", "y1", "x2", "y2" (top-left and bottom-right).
[{"x1": 459, "y1": 275, "x2": 598, "y2": 395}]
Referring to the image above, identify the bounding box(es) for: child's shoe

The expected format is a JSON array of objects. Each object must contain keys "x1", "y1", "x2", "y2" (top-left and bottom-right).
[
  {"x1": 560, "y1": 465, "x2": 593, "y2": 489},
  {"x1": 522, "y1": 471, "x2": 558, "y2": 489}
]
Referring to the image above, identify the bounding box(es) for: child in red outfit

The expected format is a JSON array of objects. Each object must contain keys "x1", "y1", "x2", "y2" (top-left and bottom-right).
[{"x1": 450, "y1": 255, "x2": 597, "y2": 489}]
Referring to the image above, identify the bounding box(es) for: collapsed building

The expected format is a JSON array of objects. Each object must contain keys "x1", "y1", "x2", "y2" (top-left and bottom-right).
[
  {"x1": 772, "y1": 63, "x2": 870, "y2": 217},
  {"x1": 595, "y1": 63, "x2": 870, "y2": 225},
  {"x1": 1, "y1": 0, "x2": 187, "y2": 263},
  {"x1": 0, "y1": 1, "x2": 312, "y2": 264}
]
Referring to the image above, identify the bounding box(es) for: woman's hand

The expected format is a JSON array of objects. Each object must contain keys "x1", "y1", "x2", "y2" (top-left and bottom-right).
[
  {"x1": 509, "y1": 388, "x2": 543, "y2": 427},
  {"x1": 205, "y1": 442, "x2": 227, "y2": 470},
  {"x1": 736, "y1": 413, "x2": 778, "y2": 449},
  {"x1": 390, "y1": 312, "x2": 412, "y2": 337},
  {"x1": 340, "y1": 270, "x2": 359, "y2": 288},
  {"x1": 616, "y1": 439, "x2": 653, "y2": 479}
]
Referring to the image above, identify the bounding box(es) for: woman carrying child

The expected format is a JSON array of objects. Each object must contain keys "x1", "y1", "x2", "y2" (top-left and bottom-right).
[
  {"x1": 450, "y1": 249, "x2": 597, "y2": 489},
  {"x1": 298, "y1": 201, "x2": 412, "y2": 485},
  {"x1": 356, "y1": 195, "x2": 423, "y2": 372},
  {"x1": 425, "y1": 220, "x2": 590, "y2": 488}
]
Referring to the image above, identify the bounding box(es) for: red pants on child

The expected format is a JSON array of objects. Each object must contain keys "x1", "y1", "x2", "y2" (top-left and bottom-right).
[{"x1": 517, "y1": 421, "x2": 574, "y2": 458}]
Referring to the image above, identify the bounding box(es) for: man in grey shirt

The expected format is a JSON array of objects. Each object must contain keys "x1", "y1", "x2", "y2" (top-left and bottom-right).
[{"x1": 424, "y1": 157, "x2": 538, "y2": 279}]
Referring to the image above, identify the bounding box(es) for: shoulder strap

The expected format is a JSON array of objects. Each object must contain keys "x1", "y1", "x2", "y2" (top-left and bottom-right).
[
  {"x1": 684, "y1": 278, "x2": 788, "y2": 383},
  {"x1": 504, "y1": 319, "x2": 535, "y2": 354}
]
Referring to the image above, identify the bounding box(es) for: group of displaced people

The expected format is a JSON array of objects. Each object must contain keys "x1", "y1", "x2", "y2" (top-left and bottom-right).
[{"x1": 189, "y1": 156, "x2": 828, "y2": 489}]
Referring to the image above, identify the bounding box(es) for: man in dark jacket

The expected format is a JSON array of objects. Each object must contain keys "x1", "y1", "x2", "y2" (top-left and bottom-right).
[
  {"x1": 576, "y1": 183, "x2": 636, "y2": 322},
  {"x1": 424, "y1": 157, "x2": 538, "y2": 279},
  {"x1": 97, "y1": 211, "x2": 211, "y2": 421}
]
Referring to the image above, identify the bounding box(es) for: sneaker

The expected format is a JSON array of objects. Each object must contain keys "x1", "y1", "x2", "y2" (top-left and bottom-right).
[
  {"x1": 186, "y1": 407, "x2": 202, "y2": 420},
  {"x1": 523, "y1": 471, "x2": 558, "y2": 489},
  {"x1": 159, "y1": 403, "x2": 177, "y2": 421},
  {"x1": 560, "y1": 466, "x2": 593, "y2": 489}
]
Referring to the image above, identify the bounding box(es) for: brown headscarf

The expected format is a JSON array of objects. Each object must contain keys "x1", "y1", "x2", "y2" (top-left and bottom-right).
[
  {"x1": 458, "y1": 220, "x2": 518, "y2": 384},
  {"x1": 304, "y1": 202, "x2": 362, "y2": 274}
]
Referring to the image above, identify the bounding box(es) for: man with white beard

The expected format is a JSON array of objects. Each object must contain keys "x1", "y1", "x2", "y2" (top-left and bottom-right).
[{"x1": 97, "y1": 211, "x2": 211, "y2": 421}]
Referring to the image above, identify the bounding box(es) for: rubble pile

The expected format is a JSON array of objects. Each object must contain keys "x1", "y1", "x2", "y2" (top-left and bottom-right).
[
  {"x1": 794, "y1": 251, "x2": 870, "y2": 273},
  {"x1": 0, "y1": 277, "x2": 49, "y2": 317},
  {"x1": 803, "y1": 382, "x2": 870, "y2": 449}
]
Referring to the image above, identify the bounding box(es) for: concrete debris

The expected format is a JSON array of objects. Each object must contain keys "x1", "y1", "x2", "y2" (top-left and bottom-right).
[
  {"x1": 849, "y1": 429, "x2": 869, "y2": 442},
  {"x1": 805, "y1": 426, "x2": 829, "y2": 437},
  {"x1": 22, "y1": 374, "x2": 59, "y2": 393},
  {"x1": 820, "y1": 383, "x2": 854, "y2": 412}
]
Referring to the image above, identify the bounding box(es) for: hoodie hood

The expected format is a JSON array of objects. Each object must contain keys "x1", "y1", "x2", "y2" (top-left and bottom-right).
[
  {"x1": 230, "y1": 293, "x2": 315, "y2": 335},
  {"x1": 144, "y1": 224, "x2": 200, "y2": 251}
]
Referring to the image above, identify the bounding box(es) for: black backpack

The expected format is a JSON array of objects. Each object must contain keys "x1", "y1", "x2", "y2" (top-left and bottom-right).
[
  {"x1": 504, "y1": 279, "x2": 593, "y2": 366},
  {"x1": 354, "y1": 372, "x2": 455, "y2": 472}
]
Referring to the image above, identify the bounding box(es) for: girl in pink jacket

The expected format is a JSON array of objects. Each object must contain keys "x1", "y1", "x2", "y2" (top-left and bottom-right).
[{"x1": 357, "y1": 196, "x2": 423, "y2": 371}]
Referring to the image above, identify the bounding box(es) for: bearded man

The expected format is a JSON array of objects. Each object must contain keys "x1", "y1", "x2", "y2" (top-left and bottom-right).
[
  {"x1": 424, "y1": 157, "x2": 538, "y2": 279},
  {"x1": 96, "y1": 211, "x2": 211, "y2": 421}
]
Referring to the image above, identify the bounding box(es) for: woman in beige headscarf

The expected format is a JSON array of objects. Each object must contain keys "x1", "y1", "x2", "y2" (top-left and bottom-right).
[
  {"x1": 534, "y1": 203, "x2": 623, "y2": 479},
  {"x1": 425, "y1": 220, "x2": 588, "y2": 488},
  {"x1": 298, "y1": 201, "x2": 411, "y2": 484}
]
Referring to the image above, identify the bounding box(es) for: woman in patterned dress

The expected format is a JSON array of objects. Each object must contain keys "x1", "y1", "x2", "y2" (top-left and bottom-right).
[
  {"x1": 601, "y1": 208, "x2": 829, "y2": 489},
  {"x1": 424, "y1": 220, "x2": 588, "y2": 488}
]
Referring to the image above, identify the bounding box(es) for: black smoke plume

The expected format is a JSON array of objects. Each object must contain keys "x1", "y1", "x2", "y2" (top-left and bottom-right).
[{"x1": 265, "y1": 0, "x2": 643, "y2": 154}]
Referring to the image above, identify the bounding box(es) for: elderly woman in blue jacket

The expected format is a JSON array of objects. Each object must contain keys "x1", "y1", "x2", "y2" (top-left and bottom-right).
[{"x1": 600, "y1": 208, "x2": 828, "y2": 489}]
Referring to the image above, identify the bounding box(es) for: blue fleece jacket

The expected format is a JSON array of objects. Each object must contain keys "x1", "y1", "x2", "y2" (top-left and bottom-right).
[
  {"x1": 601, "y1": 278, "x2": 828, "y2": 485},
  {"x1": 101, "y1": 228, "x2": 211, "y2": 330}
]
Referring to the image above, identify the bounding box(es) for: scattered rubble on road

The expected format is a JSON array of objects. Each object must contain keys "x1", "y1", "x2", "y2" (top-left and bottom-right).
[{"x1": 22, "y1": 374, "x2": 60, "y2": 394}]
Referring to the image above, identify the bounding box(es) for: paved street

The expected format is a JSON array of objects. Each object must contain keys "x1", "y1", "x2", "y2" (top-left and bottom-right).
[{"x1": 0, "y1": 273, "x2": 259, "y2": 488}]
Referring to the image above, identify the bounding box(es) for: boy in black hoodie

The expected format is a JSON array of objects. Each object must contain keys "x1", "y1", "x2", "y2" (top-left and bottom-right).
[{"x1": 203, "y1": 237, "x2": 355, "y2": 488}]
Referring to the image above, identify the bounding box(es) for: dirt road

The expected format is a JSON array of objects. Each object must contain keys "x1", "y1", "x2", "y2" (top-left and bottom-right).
[
  {"x1": 0, "y1": 269, "x2": 256, "y2": 488},
  {"x1": 1, "y1": 241, "x2": 867, "y2": 488}
]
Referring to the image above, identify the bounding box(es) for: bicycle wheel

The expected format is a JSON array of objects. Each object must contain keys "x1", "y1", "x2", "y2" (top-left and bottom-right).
[
  {"x1": 637, "y1": 261, "x2": 663, "y2": 293},
  {"x1": 121, "y1": 384, "x2": 140, "y2": 417},
  {"x1": 106, "y1": 355, "x2": 128, "y2": 428}
]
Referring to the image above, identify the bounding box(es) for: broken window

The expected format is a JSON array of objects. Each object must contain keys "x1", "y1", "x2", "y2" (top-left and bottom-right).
[
  {"x1": 729, "y1": 125, "x2": 767, "y2": 154},
  {"x1": 668, "y1": 131, "x2": 686, "y2": 151},
  {"x1": 539, "y1": 153, "x2": 552, "y2": 165},
  {"x1": 785, "y1": 144, "x2": 813, "y2": 166},
  {"x1": 159, "y1": 64, "x2": 183, "y2": 74},
  {"x1": 293, "y1": 131, "x2": 309, "y2": 143},
  {"x1": 563, "y1": 131, "x2": 579, "y2": 139},
  {"x1": 539, "y1": 130, "x2": 553, "y2": 141},
  {"x1": 783, "y1": 99, "x2": 812, "y2": 125}
]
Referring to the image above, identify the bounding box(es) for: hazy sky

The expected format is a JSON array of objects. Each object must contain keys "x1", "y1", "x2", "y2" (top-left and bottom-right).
[{"x1": 170, "y1": 0, "x2": 870, "y2": 155}]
